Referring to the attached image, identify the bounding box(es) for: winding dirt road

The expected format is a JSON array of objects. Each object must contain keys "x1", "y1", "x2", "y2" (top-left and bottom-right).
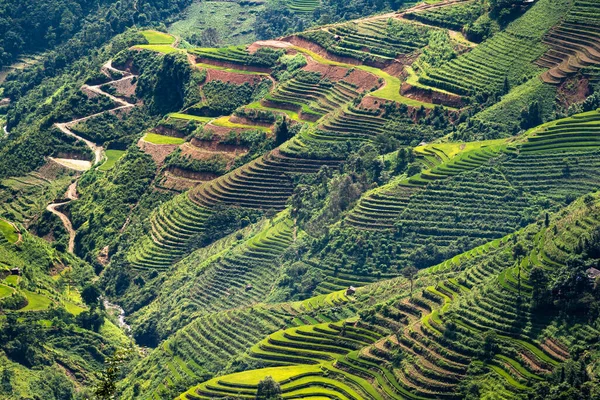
[
  {"x1": 46, "y1": 182, "x2": 78, "y2": 253},
  {"x1": 48, "y1": 62, "x2": 138, "y2": 253}
]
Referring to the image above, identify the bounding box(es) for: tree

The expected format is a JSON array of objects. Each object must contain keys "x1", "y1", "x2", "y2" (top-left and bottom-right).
[
  {"x1": 95, "y1": 350, "x2": 131, "y2": 400},
  {"x1": 0, "y1": 368, "x2": 13, "y2": 395},
  {"x1": 481, "y1": 330, "x2": 499, "y2": 360},
  {"x1": 402, "y1": 265, "x2": 418, "y2": 296},
  {"x1": 530, "y1": 267, "x2": 549, "y2": 309},
  {"x1": 81, "y1": 284, "x2": 101, "y2": 307},
  {"x1": 274, "y1": 117, "x2": 291, "y2": 146},
  {"x1": 502, "y1": 75, "x2": 510, "y2": 94},
  {"x1": 513, "y1": 242, "x2": 526, "y2": 297},
  {"x1": 256, "y1": 376, "x2": 282, "y2": 400},
  {"x1": 201, "y1": 28, "x2": 220, "y2": 48}
]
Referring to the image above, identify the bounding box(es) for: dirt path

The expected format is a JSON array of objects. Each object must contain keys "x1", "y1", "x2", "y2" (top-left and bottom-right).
[
  {"x1": 46, "y1": 200, "x2": 76, "y2": 253},
  {"x1": 46, "y1": 182, "x2": 78, "y2": 253},
  {"x1": 48, "y1": 62, "x2": 138, "y2": 252},
  {"x1": 53, "y1": 69, "x2": 136, "y2": 168}
]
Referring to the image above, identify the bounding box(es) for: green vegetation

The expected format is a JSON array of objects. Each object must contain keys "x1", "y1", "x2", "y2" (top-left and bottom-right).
[
  {"x1": 99, "y1": 150, "x2": 126, "y2": 171},
  {"x1": 0, "y1": 219, "x2": 18, "y2": 243},
  {"x1": 141, "y1": 30, "x2": 176, "y2": 45},
  {"x1": 169, "y1": 113, "x2": 213, "y2": 122},
  {"x1": 299, "y1": 18, "x2": 431, "y2": 64},
  {"x1": 417, "y1": 0, "x2": 572, "y2": 96},
  {"x1": 169, "y1": 1, "x2": 264, "y2": 46},
  {"x1": 4, "y1": 1, "x2": 600, "y2": 399},
  {"x1": 143, "y1": 132, "x2": 186, "y2": 145}
]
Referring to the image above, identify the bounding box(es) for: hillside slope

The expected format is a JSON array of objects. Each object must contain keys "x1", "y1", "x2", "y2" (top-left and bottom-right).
[{"x1": 2, "y1": 0, "x2": 600, "y2": 398}]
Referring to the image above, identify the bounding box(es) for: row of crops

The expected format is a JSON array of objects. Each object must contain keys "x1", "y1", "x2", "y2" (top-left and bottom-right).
[
  {"x1": 417, "y1": 0, "x2": 571, "y2": 95},
  {"x1": 174, "y1": 198, "x2": 599, "y2": 398},
  {"x1": 299, "y1": 18, "x2": 431, "y2": 64},
  {"x1": 347, "y1": 109, "x2": 600, "y2": 231},
  {"x1": 263, "y1": 76, "x2": 360, "y2": 121},
  {"x1": 538, "y1": 0, "x2": 600, "y2": 83},
  {"x1": 0, "y1": 171, "x2": 74, "y2": 224}
]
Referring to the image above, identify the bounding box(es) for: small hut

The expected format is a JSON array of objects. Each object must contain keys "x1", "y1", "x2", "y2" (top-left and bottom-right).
[
  {"x1": 587, "y1": 267, "x2": 600, "y2": 281},
  {"x1": 346, "y1": 286, "x2": 356, "y2": 296}
]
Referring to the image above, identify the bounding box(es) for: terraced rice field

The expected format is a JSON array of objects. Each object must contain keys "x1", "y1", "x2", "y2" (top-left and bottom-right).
[
  {"x1": 0, "y1": 171, "x2": 73, "y2": 224},
  {"x1": 263, "y1": 76, "x2": 360, "y2": 121},
  {"x1": 127, "y1": 195, "x2": 212, "y2": 269},
  {"x1": 315, "y1": 105, "x2": 388, "y2": 142},
  {"x1": 537, "y1": 0, "x2": 600, "y2": 84},
  {"x1": 177, "y1": 216, "x2": 296, "y2": 315},
  {"x1": 191, "y1": 46, "x2": 276, "y2": 68},
  {"x1": 178, "y1": 202, "x2": 591, "y2": 399},
  {"x1": 347, "y1": 109, "x2": 600, "y2": 231},
  {"x1": 289, "y1": 0, "x2": 319, "y2": 13},
  {"x1": 417, "y1": 0, "x2": 571, "y2": 95},
  {"x1": 300, "y1": 18, "x2": 430, "y2": 64},
  {"x1": 403, "y1": 0, "x2": 484, "y2": 31}
]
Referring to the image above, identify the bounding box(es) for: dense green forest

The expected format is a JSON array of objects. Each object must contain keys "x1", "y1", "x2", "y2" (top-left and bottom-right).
[{"x1": 2, "y1": 0, "x2": 600, "y2": 398}]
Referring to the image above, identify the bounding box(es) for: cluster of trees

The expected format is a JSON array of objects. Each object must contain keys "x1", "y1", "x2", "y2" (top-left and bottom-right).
[
  {"x1": 164, "y1": 149, "x2": 228, "y2": 175},
  {"x1": 194, "y1": 79, "x2": 270, "y2": 116},
  {"x1": 69, "y1": 106, "x2": 159, "y2": 148},
  {"x1": 71, "y1": 145, "x2": 157, "y2": 265}
]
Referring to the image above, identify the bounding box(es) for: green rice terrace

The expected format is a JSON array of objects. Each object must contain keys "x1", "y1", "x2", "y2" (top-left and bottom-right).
[{"x1": 3, "y1": 0, "x2": 600, "y2": 399}]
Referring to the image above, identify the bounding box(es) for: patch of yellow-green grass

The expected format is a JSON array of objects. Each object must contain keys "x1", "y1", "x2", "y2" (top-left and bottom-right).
[
  {"x1": 215, "y1": 365, "x2": 321, "y2": 386},
  {"x1": 0, "y1": 219, "x2": 18, "y2": 243},
  {"x1": 290, "y1": 46, "x2": 351, "y2": 67},
  {"x1": 21, "y1": 290, "x2": 53, "y2": 311},
  {"x1": 168, "y1": 113, "x2": 213, "y2": 123},
  {"x1": 141, "y1": 30, "x2": 176, "y2": 45},
  {"x1": 39, "y1": 319, "x2": 53, "y2": 328},
  {"x1": 0, "y1": 284, "x2": 14, "y2": 298},
  {"x1": 358, "y1": 65, "x2": 442, "y2": 109},
  {"x1": 43, "y1": 84, "x2": 66, "y2": 105},
  {"x1": 246, "y1": 101, "x2": 309, "y2": 123},
  {"x1": 448, "y1": 30, "x2": 477, "y2": 47},
  {"x1": 99, "y1": 150, "x2": 126, "y2": 171},
  {"x1": 414, "y1": 139, "x2": 507, "y2": 161},
  {"x1": 64, "y1": 286, "x2": 83, "y2": 303},
  {"x1": 143, "y1": 132, "x2": 186, "y2": 145},
  {"x1": 4, "y1": 275, "x2": 19, "y2": 285},
  {"x1": 64, "y1": 301, "x2": 86, "y2": 315},
  {"x1": 196, "y1": 62, "x2": 270, "y2": 75},
  {"x1": 135, "y1": 44, "x2": 181, "y2": 54},
  {"x1": 211, "y1": 116, "x2": 271, "y2": 132}
]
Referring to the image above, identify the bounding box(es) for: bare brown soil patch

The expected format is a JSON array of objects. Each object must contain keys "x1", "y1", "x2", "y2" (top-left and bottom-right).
[
  {"x1": 152, "y1": 124, "x2": 188, "y2": 138},
  {"x1": 137, "y1": 138, "x2": 179, "y2": 165},
  {"x1": 106, "y1": 76, "x2": 137, "y2": 100},
  {"x1": 204, "y1": 68, "x2": 268, "y2": 86},
  {"x1": 158, "y1": 171, "x2": 208, "y2": 192},
  {"x1": 557, "y1": 75, "x2": 590, "y2": 109},
  {"x1": 38, "y1": 160, "x2": 73, "y2": 180},
  {"x1": 400, "y1": 82, "x2": 464, "y2": 108}
]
